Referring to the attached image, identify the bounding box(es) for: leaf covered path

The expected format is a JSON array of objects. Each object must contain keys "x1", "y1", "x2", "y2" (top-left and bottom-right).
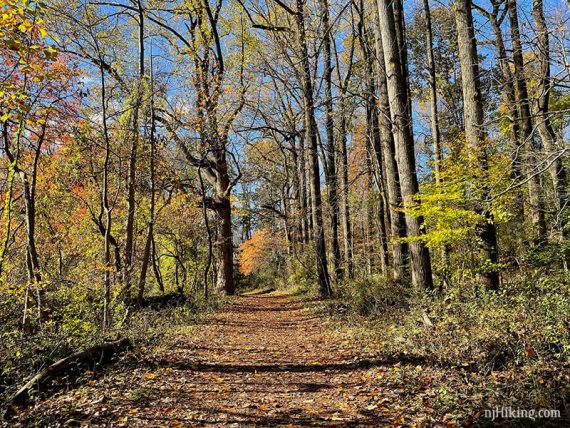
[
  {"x1": 144, "y1": 293, "x2": 392, "y2": 427},
  {"x1": 14, "y1": 293, "x2": 416, "y2": 427}
]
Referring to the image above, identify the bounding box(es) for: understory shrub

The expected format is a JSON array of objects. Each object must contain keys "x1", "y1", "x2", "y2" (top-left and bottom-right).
[
  {"x1": 322, "y1": 272, "x2": 570, "y2": 412},
  {"x1": 0, "y1": 289, "x2": 227, "y2": 405}
]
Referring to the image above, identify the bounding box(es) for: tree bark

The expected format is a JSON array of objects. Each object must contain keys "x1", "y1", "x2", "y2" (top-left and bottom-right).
[
  {"x1": 217, "y1": 197, "x2": 235, "y2": 295},
  {"x1": 295, "y1": 0, "x2": 331, "y2": 296},
  {"x1": 297, "y1": 134, "x2": 310, "y2": 244},
  {"x1": 532, "y1": 0, "x2": 568, "y2": 245},
  {"x1": 453, "y1": 0, "x2": 500, "y2": 289},
  {"x1": 338, "y1": 90, "x2": 354, "y2": 278},
  {"x1": 376, "y1": 0, "x2": 434, "y2": 290},
  {"x1": 137, "y1": 52, "x2": 157, "y2": 305},
  {"x1": 507, "y1": 0, "x2": 546, "y2": 244},
  {"x1": 99, "y1": 57, "x2": 112, "y2": 329},
  {"x1": 358, "y1": 10, "x2": 389, "y2": 275},
  {"x1": 320, "y1": 0, "x2": 342, "y2": 281},
  {"x1": 423, "y1": 0, "x2": 442, "y2": 183},
  {"x1": 123, "y1": 0, "x2": 145, "y2": 294},
  {"x1": 372, "y1": 11, "x2": 407, "y2": 282}
]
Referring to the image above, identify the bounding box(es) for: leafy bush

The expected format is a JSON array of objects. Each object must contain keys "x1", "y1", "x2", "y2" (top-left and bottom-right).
[
  {"x1": 285, "y1": 250, "x2": 318, "y2": 296},
  {"x1": 332, "y1": 275, "x2": 411, "y2": 316}
]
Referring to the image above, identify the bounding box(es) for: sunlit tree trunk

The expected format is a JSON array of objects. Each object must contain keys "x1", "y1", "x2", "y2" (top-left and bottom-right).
[
  {"x1": 532, "y1": 0, "x2": 569, "y2": 247},
  {"x1": 453, "y1": 0, "x2": 499, "y2": 289},
  {"x1": 297, "y1": 135, "x2": 310, "y2": 244},
  {"x1": 372, "y1": 12, "x2": 406, "y2": 282},
  {"x1": 376, "y1": 0, "x2": 434, "y2": 290},
  {"x1": 423, "y1": 0, "x2": 442, "y2": 182},
  {"x1": 320, "y1": 0, "x2": 342, "y2": 281},
  {"x1": 507, "y1": 0, "x2": 546, "y2": 244},
  {"x1": 357, "y1": 4, "x2": 389, "y2": 276},
  {"x1": 124, "y1": 0, "x2": 145, "y2": 294},
  {"x1": 99, "y1": 57, "x2": 112, "y2": 329},
  {"x1": 338, "y1": 92, "x2": 354, "y2": 278},
  {"x1": 295, "y1": 0, "x2": 331, "y2": 296}
]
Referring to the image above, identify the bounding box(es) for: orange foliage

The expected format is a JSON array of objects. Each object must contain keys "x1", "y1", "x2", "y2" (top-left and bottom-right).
[{"x1": 238, "y1": 228, "x2": 275, "y2": 276}]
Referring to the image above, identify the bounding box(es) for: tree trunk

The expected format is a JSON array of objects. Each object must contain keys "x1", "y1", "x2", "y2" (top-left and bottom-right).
[
  {"x1": 99, "y1": 59, "x2": 112, "y2": 330},
  {"x1": 296, "y1": 0, "x2": 331, "y2": 296},
  {"x1": 151, "y1": 236, "x2": 164, "y2": 293},
  {"x1": 124, "y1": 3, "x2": 145, "y2": 294},
  {"x1": 481, "y1": 2, "x2": 525, "y2": 221},
  {"x1": 372, "y1": 12, "x2": 407, "y2": 282},
  {"x1": 22, "y1": 123, "x2": 45, "y2": 328},
  {"x1": 137, "y1": 56, "x2": 157, "y2": 305},
  {"x1": 423, "y1": 0, "x2": 442, "y2": 182},
  {"x1": 392, "y1": 0, "x2": 413, "y2": 137},
  {"x1": 216, "y1": 196, "x2": 235, "y2": 295},
  {"x1": 137, "y1": 226, "x2": 153, "y2": 305},
  {"x1": 297, "y1": 135, "x2": 310, "y2": 244},
  {"x1": 320, "y1": 0, "x2": 342, "y2": 281},
  {"x1": 338, "y1": 95, "x2": 354, "y2": 278},
  {"x1": 376, "y1": 0, "x2": 434, "y2": 290},
  {"x1": 453, "y1": 0, "x2": 500, "y2": 289},
  {"x1": 507, "y1": 0, "x2": 546, "y2": 244},
  {"x1": 358, "y1": 6, "x2": 389, "y2": 276},
  {"x1": 532, "y1": 0, "x2": 568, "y2": 245}
]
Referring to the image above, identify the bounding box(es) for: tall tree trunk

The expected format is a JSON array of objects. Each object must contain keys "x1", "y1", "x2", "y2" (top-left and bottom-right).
[
  {"x1": 320, "y1": 0, "x2": 342, "y2": 281},
  {"x1": 297, "y1": 135, "x2": 310, "y2": 244},
  {"x1": 99, "y1": 59, "x2": 112, "y2": 329},
  {"x1": 338, "y1": 94, "x2": 354, "y2": 278},
  {"x1": 423, "y1": 0, "x2": 442, "y2": 182},
  {"x1": 392, "y1": 0, "x2": 413, "y2": 137},
  {"x1": 358, "y1": 5, "x2": 389, "y2": 276},
  {"x1": 137, "y1": 50, "x2": 158, "y2": 304},
  {"x1": 281, "y1": 188, "x2": 293, "y2": 255},
  {"x1": 305, "y1": 142, "x2": 314, "y2": 241},
  {"x1": 376, "y1": 0, "x2": 434, "y2": 290},
  {"x1": 532, "y1": 0, "x2": 569, "y2": 245},
  {"x1": 22, "y1": 124, "x2": 45, "y2": 328},
  {"x1": 423, "y1": 0, "x2": 451, "y2": 288},
  {"x1": 124, "y1": 1, "x2": 145, "y2": 294},
  {"x1": 295, "y1": 0, "x2": 331, "y2": 296},
  {"x1": 372, "y1": 12, "x2": 407, "y2": 282},
  {"x1": 365, "y1": 127, "x2": 389, "y2": 275},
  {"x1": 507, "y1": 0, "x2": 546, "y2": 244},
  {"x1": 3, "y1": 121, "x2": 43, "y2": 332},
  {"x1": 453, "y1": 0, "x2": 500, "y2": 289},
  {"x1": 0, "y1": 123, "x2": 16, "y2": 278},
  {"x1": 335, "y1": 29, "x2": 355, "y2": 279},
  {"x1": 22, "y1": 173, "x2": 42, "y2": 323},
  {"x1": 478, "y1": 1, "x2": 525, "y2": 222}
]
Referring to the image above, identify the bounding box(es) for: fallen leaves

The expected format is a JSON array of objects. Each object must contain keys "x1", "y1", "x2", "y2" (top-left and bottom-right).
[
  {"x1": 12, "y1": 295, "x2": 549, "y2": 428},
  {"x1": 142, "y1": 372, "x2": 157, "y2": 381}
]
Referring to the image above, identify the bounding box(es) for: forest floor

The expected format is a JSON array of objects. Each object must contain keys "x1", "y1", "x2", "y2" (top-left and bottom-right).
[{"x1": 8, "y1": 292, "x2": 568, "y2": 427}]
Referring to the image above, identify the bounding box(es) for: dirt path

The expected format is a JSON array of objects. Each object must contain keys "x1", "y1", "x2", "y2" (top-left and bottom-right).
[{"x1": 16, "y1": 294, "x2": 412, "y2": 427}]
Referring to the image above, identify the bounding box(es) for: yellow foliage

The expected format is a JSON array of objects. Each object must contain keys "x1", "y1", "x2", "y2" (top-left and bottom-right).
[{"x1": 407, "y1": 136, "x2": 517, "y2": 250}]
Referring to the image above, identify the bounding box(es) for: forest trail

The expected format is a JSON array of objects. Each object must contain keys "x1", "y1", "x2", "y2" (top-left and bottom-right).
[{"x1": 16, "y1": 293, "x2": 412, "y2": 427}]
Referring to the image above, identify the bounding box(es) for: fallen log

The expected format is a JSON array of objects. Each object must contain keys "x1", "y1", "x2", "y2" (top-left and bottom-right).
[{"x1": 6, "y1": 337, "x2": 131, "y2": 409}]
